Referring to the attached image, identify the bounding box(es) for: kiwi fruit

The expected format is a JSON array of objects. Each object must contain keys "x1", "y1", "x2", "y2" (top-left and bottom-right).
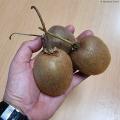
[
  {"x1": 33, "y1": 48, "x2": 73, "y2": 96},
  {"x1": 47, "y1": 25, "x2": 75, "y2": 53},
  {"x1": 70, "y1": 36, "x2": 111, "y2": 75}
]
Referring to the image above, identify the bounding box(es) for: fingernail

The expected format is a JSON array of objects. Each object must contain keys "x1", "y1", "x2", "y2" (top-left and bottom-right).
[{"x1": 85, "y1": 30, "x2": 94, "y2": 36}]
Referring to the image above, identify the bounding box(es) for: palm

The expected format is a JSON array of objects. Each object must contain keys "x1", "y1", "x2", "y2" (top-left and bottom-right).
[
  {"x1": 4, "y1": 49, "x2": 87, "y2": 120},
  {"x1": 6, "y1": 56, "x2": 84, "y2": 119},
  {"x1": 4, "y1": 26, "x2": 93, "y2": 120}
]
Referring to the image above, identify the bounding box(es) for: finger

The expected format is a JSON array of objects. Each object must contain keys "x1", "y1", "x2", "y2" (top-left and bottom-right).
[
  {"x1": 65, "y1": 72, "x2": 89, "y2": 95},
  {"x1": 13, "y1": 37, "x2": 42, "y2": 63},
  {"x1": 77, "y1": 30, "x2": 94, "y2": 40},
  {"x1": 65, "y1": 25, "x2": 75, "y2": 34}
]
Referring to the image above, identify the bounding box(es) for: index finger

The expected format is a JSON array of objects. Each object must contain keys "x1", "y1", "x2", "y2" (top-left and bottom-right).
[{"x1": 13, "y1": 37, "x2": 42, "y2": 63}]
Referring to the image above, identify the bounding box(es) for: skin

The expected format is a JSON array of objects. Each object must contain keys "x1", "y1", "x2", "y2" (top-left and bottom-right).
[
  {"x1": 71, "y1": 36, "x2": 111, "y2": 75},
  {"x1": 33, "y1": 49, "x2": 73, "y2": 96},
  {"x1": 3, "y1": 25, "x2": 93, "y2": 120}
]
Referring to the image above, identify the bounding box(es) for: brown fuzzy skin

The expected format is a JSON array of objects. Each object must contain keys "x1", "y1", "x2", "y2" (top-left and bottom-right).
[
  {"x1": 47, "y1": 25, "x2": 75, "y2": 53},
  {"x1": 33, "y1": 49, "x2": 73, "y2": 96},
  {"x1": 70, "y1": 36, "x2": 111, "y2": 75}
]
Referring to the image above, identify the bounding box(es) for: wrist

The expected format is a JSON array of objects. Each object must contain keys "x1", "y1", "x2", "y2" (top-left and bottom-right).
[
  {"x1": 3, "y1": 92, "x2": 31, "y2": 117},
  {"x1": 3, "y1": 95, "x2": 31, "y2": 119},
  {"x1": 0, "y1": 101, "x2": 28, "y2": 120},
  {"x1": 3, "y1": 99, "x2": 24, "y2": 114},
  {"x1": 3, "y1": 96, "x2": 35, "y2": 120}
]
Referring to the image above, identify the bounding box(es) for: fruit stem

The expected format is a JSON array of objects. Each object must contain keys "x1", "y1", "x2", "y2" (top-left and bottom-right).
[
  {"x1": 9, "y1": 33, "x2": 41, "y2": 40},
  {"x1": 31, "y1": 6, "x2": 54, "y2": 53},
  {"x1": 38, "y1": 27, "x2": 73, "y2": 45},
  {"x1": 31, "y1": 6, "x2": 48, "y2": 35}
]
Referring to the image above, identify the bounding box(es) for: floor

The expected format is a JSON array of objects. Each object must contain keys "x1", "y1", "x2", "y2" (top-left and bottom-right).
[{"x1": 0, "y1": 0, "x2": 120, "y2": 120}]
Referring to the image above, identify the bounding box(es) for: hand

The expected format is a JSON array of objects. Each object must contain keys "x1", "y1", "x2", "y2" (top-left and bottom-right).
[{"x1": 3, "y1": 25, "x2": 93, "y2": 120}]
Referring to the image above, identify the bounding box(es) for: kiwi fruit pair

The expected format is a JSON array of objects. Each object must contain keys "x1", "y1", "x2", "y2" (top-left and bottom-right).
[{"x1": 10, "y1": 6, "x2": 111, "y2": 97}]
